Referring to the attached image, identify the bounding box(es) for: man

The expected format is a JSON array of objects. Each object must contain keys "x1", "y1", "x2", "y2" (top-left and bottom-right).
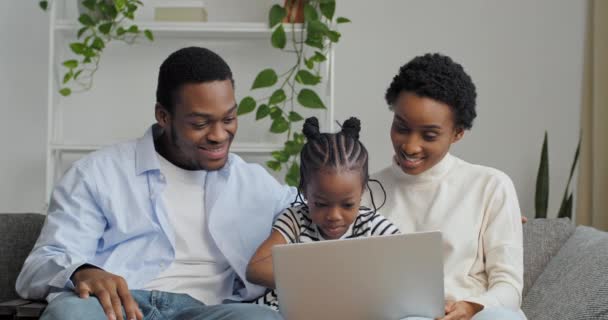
[{"x1": 16, "y1": 47, "x2": 295, "y2": 320}]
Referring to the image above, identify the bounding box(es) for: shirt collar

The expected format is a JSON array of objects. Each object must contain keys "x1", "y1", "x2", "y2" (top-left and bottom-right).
[{"x1": 135, "y1": 124, "x2": 234, "y2": 177}]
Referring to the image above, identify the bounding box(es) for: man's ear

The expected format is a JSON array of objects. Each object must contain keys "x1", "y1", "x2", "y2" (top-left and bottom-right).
[
  {"x1": 155, "y1": 103, "x2": 170, "y2": 128},
  {"x1": 452, "y1": 127, "x2": 465, "y2": 143}
]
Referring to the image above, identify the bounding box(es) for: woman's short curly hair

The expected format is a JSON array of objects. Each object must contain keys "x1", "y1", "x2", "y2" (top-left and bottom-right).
[{"x1": 385, "y1": 53, "x2": 477, "y2": 130}]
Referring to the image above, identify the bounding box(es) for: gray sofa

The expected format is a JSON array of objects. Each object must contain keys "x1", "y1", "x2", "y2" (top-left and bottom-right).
[{"x1": 1, "y1": 213, "x2": 607, "y2": 319}]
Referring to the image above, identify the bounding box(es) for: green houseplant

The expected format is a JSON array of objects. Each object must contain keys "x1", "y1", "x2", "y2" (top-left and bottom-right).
[
  {"x1": 237, "y1": 0, "x2": 350, "y2": 186},
  {"x1": 39, "y1": 0, "x2": 153, "y2": 96},
  {"x1": 534, "y1": 131, "x2": 581, "y2": 219}
]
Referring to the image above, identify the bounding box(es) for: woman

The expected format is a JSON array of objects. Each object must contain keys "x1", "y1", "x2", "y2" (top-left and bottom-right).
[{"x1": 370, "y1": 53, "x2": 525, "y2": 320}]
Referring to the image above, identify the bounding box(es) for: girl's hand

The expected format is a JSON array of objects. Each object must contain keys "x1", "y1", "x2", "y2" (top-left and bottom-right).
[{"x1": 437, "y1": 301, "x2": 483, "y2": 320}]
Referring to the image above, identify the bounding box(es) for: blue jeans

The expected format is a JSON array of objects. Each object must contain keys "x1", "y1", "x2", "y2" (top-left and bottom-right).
[
  {"x1": 403, "y1": 307, "x2": 525, "y2": 320},
  {"x1": 40, "y1": 290, "x2": 282, "y2": 320}
]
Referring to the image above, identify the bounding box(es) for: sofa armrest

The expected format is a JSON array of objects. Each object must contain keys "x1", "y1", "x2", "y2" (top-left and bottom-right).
[
  {"x1": 16, "y1": 301, "x2": 47, "y2": 319},
  {"x1": 0, "y1": 299, "x2": 46, "y2": 320}
]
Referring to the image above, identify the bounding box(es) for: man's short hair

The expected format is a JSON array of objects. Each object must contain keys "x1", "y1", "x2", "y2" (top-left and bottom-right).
[{"x1": 156, "y1": 47, "x2": 233, "y2": 113}]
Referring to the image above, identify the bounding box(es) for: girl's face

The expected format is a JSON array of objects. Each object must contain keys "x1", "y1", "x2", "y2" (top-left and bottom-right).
[
  {"x1": 390, "y1": 92, "x2": 464, "y2": 175},
  {"x1": 305, "y1": 169, "x2": 363, "y2": 240}
]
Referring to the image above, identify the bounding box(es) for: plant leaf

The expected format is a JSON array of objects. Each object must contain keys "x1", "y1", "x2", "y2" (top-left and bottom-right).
[
  {"x1": 73, "y1": 70, "x2": 83, "y2": 80},
  {"x1": 271, "y1": 24, "x2": 287, "y2": 49},
  {"x1": 269, "y1": 89, "x2": 287, "y2": 105},
  {"x1": 327, "y1": 30, "x2": 341, "y2": 42},
  {"x1": 128, "y1": 25, "x2": 139, "y2": 33},
  {"x1": 39, "y1": 1, "x2": 48, "y2": 11},
  {"x1": 269, "y1": 106, "x2": 282, "y2": 120},
  {"x1": 557, "y1": 193, "x2": 574, "y2": 219},
  {"x1": 295, "y1": 70, "x2": 321, "y2": 85},
  {"x1": 305, "y1": 38, "x2": 324, "y2": 49},
  {"x1": 303, "y1": 3, "x2": 318, "y2": 22},
  {"x1": 91, "y1": 37, "x2": 105, "y2": 50},
  {"x1": 535, "y1": 131, "x2": 549, "y2": 218},
  {"x1": 297, "y1": 89, "x2": 326, "y2": 109},
  {"x1": 98, "y1": 22, "x2": 113, "y2": 35},
  {"x1": 288, "y1": 111, "x2": 304, "y2": 122},
  {"x1": 308, "y1": 20, "x2": 330, "y2": 35},
  {"x1": 304, "y1": 58, "x2": 314, "y2": 69},
  {"x1": 312, "y1": 51, "x2": 327, "y2": 62},
  {"x1": 69, "y1": 42, "x2": 86, "y2": 55},
  {"x1": 59, "y1": 88, "x2": 72, "y2": 96},
  {"x1": 63, "y1": 71, "x2": 73, "y2": 84},
  {"x1": 81, "y1": 0, "x2": 96, "y2": 10},
  {"x1": 62, "y1": 60, "x2": 78, "y2": 69},
  {"x1": 266, "y1": 160, "x2": 282, "y2": 172},
  {"x1": 319, "y1": 0, "x2": 336, "y2": 20},
  {"x1": 285, "y1": 140, "x2": 302, "y2": 155},
  {"x1": 285, "y1": 162, "x2": 300, "y2": 187},
  {"x1": 114, "y1": 0, "x2": 127, "y2": 12},
  {"x1": 77, "y1": 27, "x2": 88, "y2": 39},
  {"x1": 557, "y1": 136, "x2": 581, "y2": 219},
  {"x1": 256, "y1": 104, "x2": 270, "y2": 120},
  {"x1": 272, "y1": 150, "x2": 289, "y2": 162},
  {"x1": 251, "y1": 69, "x2": 278, "y2": 89},
  {"x1": 237, "y1": 96, "x2": 256, "y2": 115},
  {"x1": 144, "y1": 29, "x2": 154, "y2": 41},
  {"x1": 269, "y1": 4, "x2": 286, "y2": 28},
  {"x1": 293, "y1": 132, "x2": 305, "y2": 144},
  {"x1": 78, "y1": 14, "x2": 95, "y2": 27},
  {"x1": 337, "y1": 17, "x2": 351, "y2": 24},
  {"x1": 271, "y1": 116, "x2": 290, "y2": 133}
]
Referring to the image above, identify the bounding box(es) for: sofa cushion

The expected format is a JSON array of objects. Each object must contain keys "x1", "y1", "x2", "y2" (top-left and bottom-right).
[
  {"x1": 522, "y1": 226, "x2": 608, "y2": 320},
  {"x1": 522, "y1": 218, "x2": 575, "y2": 297},
  {"x1": 0, "y1": 213, "x2": 46, "y2": 301}
]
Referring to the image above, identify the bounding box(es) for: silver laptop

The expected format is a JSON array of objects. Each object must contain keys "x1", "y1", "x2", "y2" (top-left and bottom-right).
[{"x1": 272, "y1": 231, "x2": 444, "y2": 320}]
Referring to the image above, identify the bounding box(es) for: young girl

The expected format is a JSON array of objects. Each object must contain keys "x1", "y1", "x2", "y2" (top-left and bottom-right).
[
  {"x1": 245, "y1": 116, "x2": 399, "y2": 310},
  {"x1": 370, "y1": 53, "x2": 525, "y2": 320}
]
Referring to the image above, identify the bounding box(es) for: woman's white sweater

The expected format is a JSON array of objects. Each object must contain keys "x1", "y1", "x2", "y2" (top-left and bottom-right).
[{"x1": 369, "y1": 153, "x2": 523, "y2": 309}]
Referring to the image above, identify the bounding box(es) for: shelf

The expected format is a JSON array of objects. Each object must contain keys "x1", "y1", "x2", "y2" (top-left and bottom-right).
[
  {"x1": 55, "y1": 21, "x2": 305, "y2": 39},
  {"x1": 50, "y1": 142, "x2": 281, "y2": 154}
]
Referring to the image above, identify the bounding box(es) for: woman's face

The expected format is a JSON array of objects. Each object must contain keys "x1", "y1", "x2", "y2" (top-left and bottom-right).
[
  {"x1": 390, "y1": 92, "x2": 464, "y2": 175},
  {"x1": 305, "y1": 169, "x2": 363, "y2": 240}
]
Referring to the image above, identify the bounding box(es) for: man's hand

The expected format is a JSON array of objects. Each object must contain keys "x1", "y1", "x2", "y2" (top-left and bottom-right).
[
  {"x1": 437, "y1": 301, "x2": 483, "y2": 320},
  {"x1": 72, "y1": 268, "x2": 143, "y2": 320}
]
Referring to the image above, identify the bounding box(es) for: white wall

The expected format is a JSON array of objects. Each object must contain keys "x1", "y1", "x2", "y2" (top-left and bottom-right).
[
  {"x1": 0, "y1": 0, "x2": 586, "y2": 218},
  {"x1": 0, "y1": 2, "x2": 49, "y2": 213},
  {"x1": 335, "y1": 0, "x2": 586, "y2": 219}
]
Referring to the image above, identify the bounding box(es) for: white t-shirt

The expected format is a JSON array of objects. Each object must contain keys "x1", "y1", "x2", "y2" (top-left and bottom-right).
[
  {"x1": 368, "y1": 153, "x2": 524, "y2": 309},
  {"x1": 142, "y1": 153, "x2": 234, "y2": 305}
]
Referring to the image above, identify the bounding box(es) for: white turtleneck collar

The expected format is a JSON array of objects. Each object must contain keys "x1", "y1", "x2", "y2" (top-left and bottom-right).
[{"x1": 390, "y1": 152, "x2": 456, "y2": 184}]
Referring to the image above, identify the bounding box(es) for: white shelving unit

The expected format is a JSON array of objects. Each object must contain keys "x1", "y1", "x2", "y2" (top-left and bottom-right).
[{"x1": 45, "y1": 1, "x2": 335, "y2": 202}]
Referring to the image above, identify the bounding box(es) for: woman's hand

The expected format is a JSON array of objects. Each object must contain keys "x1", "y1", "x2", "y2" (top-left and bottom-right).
[{"x1": 437, "y1": 300, "x2": 483, "y2": 320}]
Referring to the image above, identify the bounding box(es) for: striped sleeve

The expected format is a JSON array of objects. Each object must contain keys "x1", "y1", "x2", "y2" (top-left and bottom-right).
[
  {"x1": 272, "y1": 207, "x2": 302, "y2": 244},
  {"x1": 369, "y1": 213, "x2": 400, "y2": 236}
]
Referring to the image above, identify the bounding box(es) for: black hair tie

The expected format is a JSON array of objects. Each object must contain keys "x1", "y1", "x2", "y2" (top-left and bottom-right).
[
  {"x1": 341, "y1": 117, "x2": 361, "y2": 140},
  {"x1": 302, "y1": 116, "x2": 322, "y2": 141}
]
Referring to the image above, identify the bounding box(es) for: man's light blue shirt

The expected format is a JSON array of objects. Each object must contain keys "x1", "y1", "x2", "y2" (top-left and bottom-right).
[{"x1": 16, "y1": 125, "x2": 296, "y2": 302}]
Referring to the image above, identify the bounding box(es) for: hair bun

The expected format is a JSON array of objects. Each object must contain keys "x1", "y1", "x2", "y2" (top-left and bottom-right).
[
  {"x1": 302, "y1": 117, "x2": 322, "y2": 141},
  {"x1": 341, "y1": 117, "x2": 361, "y2": 140}
]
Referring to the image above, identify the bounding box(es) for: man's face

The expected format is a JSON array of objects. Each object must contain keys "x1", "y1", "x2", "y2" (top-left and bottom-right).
[
  {"x1": 156, "y1": 80, "x2": 237, "y2": 171},
  {"x1": 390, "y1": 92, "x2": 463, "y2": 175}
]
